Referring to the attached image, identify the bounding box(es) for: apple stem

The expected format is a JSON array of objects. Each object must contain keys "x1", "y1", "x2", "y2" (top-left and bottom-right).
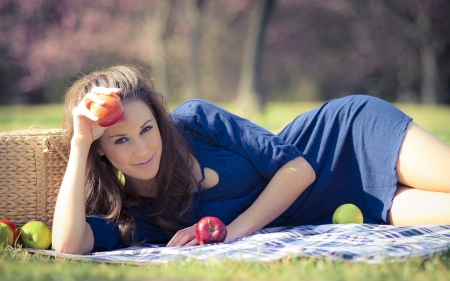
[{"x1": 207, "y1": 218, "x2": 215, "y2": 232}]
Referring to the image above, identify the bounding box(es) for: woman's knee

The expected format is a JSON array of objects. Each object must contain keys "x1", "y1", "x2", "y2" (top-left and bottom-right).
[
  {"x1": 388, "y1": 185, "x2": 450, "y2": 225},
  {"x1": 396, "y1": 121, "x2": 450, "y2": 192}
]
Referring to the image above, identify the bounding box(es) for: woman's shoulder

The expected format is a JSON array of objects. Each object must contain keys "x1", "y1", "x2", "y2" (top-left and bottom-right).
[{"x1": 171, "y1": 99, "x2": 221, "y2": 116}]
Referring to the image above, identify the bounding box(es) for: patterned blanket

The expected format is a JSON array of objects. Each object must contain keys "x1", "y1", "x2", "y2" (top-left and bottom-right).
[{"x1": 29, "y1": 224, "x2": 450, "y2": 264}]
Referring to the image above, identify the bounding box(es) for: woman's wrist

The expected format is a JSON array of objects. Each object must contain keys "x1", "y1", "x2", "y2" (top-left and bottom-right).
[
  {"x1": 68, "y1": 139, "x2": 93, "y2": 166},
  {"x1": 225, "y1": 220, "x2": 257, "y2": 242},
  {"x1": 70, "y1": 137, "x2": 93, "y2": 152}
]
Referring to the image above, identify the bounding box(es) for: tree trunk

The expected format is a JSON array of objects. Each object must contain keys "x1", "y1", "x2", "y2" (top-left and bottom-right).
[
  {"x1": 416, "y1": 1, "x2": 437, "y2": 104},
  {"x1": 185, "y1": 0, "x2": 204, "y2": 100},
  {"x1": 420, "y1": 43, "x2": 437, "y2": 103},
  {"x1": 379, "y1": 0, "x2": 440, "y2": 104},
  {"x1": 235, "y1": 0, "x2": 275, "y2": 114},
  {"x1": 146, "y1": 0, "x2": 174, "y2": 98}
]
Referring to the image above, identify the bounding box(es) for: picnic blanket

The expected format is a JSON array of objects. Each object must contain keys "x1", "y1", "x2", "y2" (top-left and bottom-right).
[{"x1": 29, "y1": 224, "x2": 450, "y2": 264}]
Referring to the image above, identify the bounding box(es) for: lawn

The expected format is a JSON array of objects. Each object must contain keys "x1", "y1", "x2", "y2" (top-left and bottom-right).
[
  {"x1": 1, "y1": 100, "x2": 450, "y2": 281},
  {"x1": 1, "y1": 247, "x2": 449, "y2": 281},
  {"x1": 1, "y1": 101, "x2": 449, "y2": 143}
]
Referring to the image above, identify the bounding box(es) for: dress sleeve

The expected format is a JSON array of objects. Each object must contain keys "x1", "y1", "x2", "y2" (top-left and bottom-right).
[
  {"x1": 171, "y1": 99, "x2": 304, "y2": 180},
  {"x1": 85, "y1": 215, "x2": 127, "y2": 252}
]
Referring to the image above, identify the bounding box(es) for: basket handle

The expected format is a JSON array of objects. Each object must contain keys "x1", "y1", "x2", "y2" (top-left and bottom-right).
[{"x1": 42, "y1": 135, "x2": 68, "y2": 162}]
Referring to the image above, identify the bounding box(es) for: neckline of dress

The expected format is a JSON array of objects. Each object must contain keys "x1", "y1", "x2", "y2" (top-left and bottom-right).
[{"x1": 194, "y1": 159, "x2": 205, "y2": 219}]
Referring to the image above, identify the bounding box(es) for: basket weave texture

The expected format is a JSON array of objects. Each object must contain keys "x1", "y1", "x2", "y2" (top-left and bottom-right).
[{"x1": 0, "y1": 128, "x2": 68, "y2": 229}]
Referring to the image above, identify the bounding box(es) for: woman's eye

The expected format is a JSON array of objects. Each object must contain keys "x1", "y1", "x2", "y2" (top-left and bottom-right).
[
  {"x1": 141, "y1": 126, "x2": 152, "y2": 134},
  {"x1": 114, "y1": 137, "x2": 128, "y2": 145}
]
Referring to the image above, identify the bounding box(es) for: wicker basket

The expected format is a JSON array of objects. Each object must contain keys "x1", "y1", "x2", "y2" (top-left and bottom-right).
[{"x1": 0, "y1": 128, "x2": 68, "y2": 229}]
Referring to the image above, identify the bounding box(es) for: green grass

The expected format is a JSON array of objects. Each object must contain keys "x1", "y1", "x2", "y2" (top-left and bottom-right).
[
  {"x1": 1, "y1": 102, "x2": 450, "y2": 144},
  {"x1": 1, "y1": 101, "x2": 450, "y2": 280},
  {"x1": 1, "y1": 248, "x2": 450, "y2": 281},
  {"x1": 0, "y1": 104, "x2": 64, "y2": 131}
]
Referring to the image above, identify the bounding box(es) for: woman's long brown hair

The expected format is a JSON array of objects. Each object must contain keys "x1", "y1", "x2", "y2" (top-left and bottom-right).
[{"x1": 62, "y1": 65, "x2": 193, "y2": 245}]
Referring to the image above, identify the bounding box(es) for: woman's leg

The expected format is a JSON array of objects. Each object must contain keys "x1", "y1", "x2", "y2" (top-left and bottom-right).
[
  {"x1": 396, "y1": 121, "x2": 450, "y2": 192},
  {"x1": 389, "y1": 185, "x2": 450, "y2": 225},
  {"x1": 389, "y1": 121, "x2": 450, "y2": 225}
]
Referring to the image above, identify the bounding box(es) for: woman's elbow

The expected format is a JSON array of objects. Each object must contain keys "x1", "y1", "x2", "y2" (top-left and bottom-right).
[
  {"x1": 298, "y1": 156, "x2": 316, "y2": 185},
  {"x1": 51, "y1": 227, "x2": 93, "y2": 254},
  {"x1": 308, "y1": 162, "x2": 316, "y2": 183},
  {"x1": 52, "y1": 238, "x2": 90, "y2": 254},
  {"x1": 52, "y1": 240, "x2": 80, "y2": 254}
]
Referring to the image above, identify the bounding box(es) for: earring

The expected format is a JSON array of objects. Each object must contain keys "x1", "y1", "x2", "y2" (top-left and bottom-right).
[{"x1": 117, "y1": 171, "x2": 126, "y2": 185}]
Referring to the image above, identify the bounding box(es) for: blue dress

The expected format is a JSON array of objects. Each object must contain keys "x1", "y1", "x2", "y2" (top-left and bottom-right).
[{"x1": 86, "y1": 95, "x2": 412, "y2": 252}]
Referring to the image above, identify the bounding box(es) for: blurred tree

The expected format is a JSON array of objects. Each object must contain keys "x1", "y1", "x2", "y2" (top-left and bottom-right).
[
  {"x1": 0, "y1": 0, "x2": 449, "y2": 105},
  {"x1": 379, "y1": 0, "x2": 450, "y2": 103},
  {"x1": 184, "y1": 0, "x2": 204, "y2": 99},
  {"x1": 138, "y1": 0, "x2": 174, "y2": 97},
  {"x1": 193, "y1": 1, "x2": 249, "y2": 102},
  {"x1": 261, "y1": 0, "x2": 449, "y2": 103},
  {"x1": 235, "y1": 0, "x2": 275, "y2": 113},
  {"x1": 0, "y1": 0, "x2": 148, "y2": 104},
  {"x1": 262, "y1": 0, "x2": 361, "y2": 101}
]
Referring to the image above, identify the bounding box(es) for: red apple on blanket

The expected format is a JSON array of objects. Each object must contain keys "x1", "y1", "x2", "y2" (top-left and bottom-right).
[
  {"x1": 89, "y1": 92, "x2": 124, "y2": 127},
  {"x1": 196, "y1": 216, "x2": 227, "y2": 245},
  {"x1": 0, "y1": 219, "x2": 19, "y2": 245},
  {"x1": 332, "y1": 203, "x2": 364, "y2": 224},
  {"x1": 19, "y1": 220, "x2": 52, "y2": 249},
  {"x1": 0, "y1": 223, "x2": 14, "y2": 248}
]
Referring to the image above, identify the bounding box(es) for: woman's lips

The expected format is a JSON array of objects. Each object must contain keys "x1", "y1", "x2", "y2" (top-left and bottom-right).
[{"x1": 134, "y1": 155, "x2": 154, "y2": 168}]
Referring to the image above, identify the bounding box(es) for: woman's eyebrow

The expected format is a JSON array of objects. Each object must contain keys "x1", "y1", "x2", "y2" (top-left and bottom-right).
[
  {"x1": 109, "y1": 133, "x2": 127, "y2": 138},
  {"x1": 141, "y1": 119, "x2": 153, "y2": 129},
  {"x1": 108, "y1": 119, "x2": 154, "y2": 138}
]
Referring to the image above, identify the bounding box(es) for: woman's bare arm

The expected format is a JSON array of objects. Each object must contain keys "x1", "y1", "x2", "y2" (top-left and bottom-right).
[
  {"x1": 167, "y1": 156, "x2": 315, "y2": 246},
  {"x1": 224, "y1": 156, "x2": 315, "y2": 241},
  {"x1": 52, "y1": 141, "x2": 94, "y2": 254},
  {"x1": 52, "y1": 89, "x2": 114, "y2": 254}
]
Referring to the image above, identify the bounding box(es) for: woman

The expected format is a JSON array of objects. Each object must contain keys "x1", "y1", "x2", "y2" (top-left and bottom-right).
[{"x1": 52, "y1": 65, "x2": 450, "y2": 254}]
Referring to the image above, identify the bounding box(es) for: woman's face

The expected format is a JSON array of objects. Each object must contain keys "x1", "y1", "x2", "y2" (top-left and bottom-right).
[{"x1": 98, "y1": 100, "x2": 162, "y2": 189}]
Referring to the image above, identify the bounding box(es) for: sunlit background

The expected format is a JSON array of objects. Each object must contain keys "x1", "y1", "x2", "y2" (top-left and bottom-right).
[{"x1": 1, "y1": 0, "x2": 449, "y2": 110}]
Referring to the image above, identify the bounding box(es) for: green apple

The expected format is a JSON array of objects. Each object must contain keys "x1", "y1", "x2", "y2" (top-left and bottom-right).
[
  {"x1": 0, "y1": 222, "x2": 14, "y2": 248},
  {"x1": 332, "y1": 203, "x2": 364, "y2": 224},
  {"x1": 19, "y1": 221, "x2": 52, "y2": 249}
]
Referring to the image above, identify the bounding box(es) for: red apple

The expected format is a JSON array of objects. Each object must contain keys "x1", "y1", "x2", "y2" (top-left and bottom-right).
[
  {"x1": 89, "y1": 93, "x2": 124, "y2": 127},
  {"x1": 0, "y1": 219, "x2": 19, "y2": 245},
  {"x1": 195, "y1": 216, "x2": 227, "y2": 245},
  {"x1": 0, "y1": 223, "x2": 14, "y2": 248}
]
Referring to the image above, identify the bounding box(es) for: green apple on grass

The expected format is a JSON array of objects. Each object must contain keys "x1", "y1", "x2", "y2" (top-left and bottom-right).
[
  {"x1": 19, "y1": 221, "x2": 52, "y2": 249},
  {"x1": 0, "y1": 222, "x2": 14, "y2": 248},
  {"x1": 332, "y1": 203, "x2": 364, "y2": 224}
]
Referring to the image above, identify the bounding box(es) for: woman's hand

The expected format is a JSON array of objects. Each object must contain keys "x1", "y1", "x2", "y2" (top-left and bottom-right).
[
  {"x1": 71, "y1": 87, "x2": 123, "y2": 145},
  {"x1": 166, "y1": 225, "x2": 199, "y2": 247}
]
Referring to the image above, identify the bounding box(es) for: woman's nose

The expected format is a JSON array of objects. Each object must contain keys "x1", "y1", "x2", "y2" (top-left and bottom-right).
[{"x1": 133, "y1": 139, "x2": 149, "y2": 156}]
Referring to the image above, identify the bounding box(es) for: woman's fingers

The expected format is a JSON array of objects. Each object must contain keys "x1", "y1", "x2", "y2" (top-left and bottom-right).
[
  {"x1": 72, "y1": 87, "x2": 127, "y2": 137},
  {"x1": 166, "y1": 232, "x2": 193, "y2": 247},
  {"x1": 80, "y1": 87, "x2": 121, "y2": 111},
  {"x1": 183, "y1": 237, "x2": 199, "y2": 247},
  {"x1": 83, "y1": 87, "x2": 126, "y2": 127},
  {"x1": 84, "y1": 92, "x2": 107, "y2": 107},
  {"x1": 73, "y1": 103, "x2": 98, "y2": 121},
  {"x1": 75, "y1": 88, "x2": 117, "y2": 119},
  {"x1": 70, "y1": 87, "x2": 124, "y2": 144},
  {"x1": 166, "y1": 225, "x2": 198, "y2": 247}
]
